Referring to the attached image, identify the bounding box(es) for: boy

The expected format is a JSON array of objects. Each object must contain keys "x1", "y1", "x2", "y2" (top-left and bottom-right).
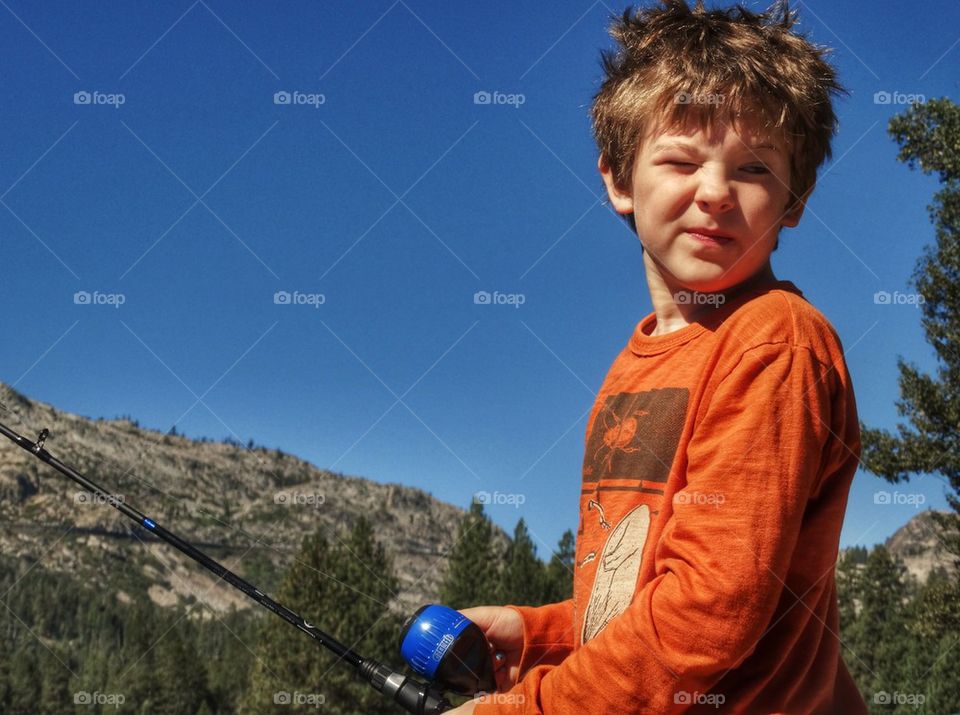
[{"x1": 450, "y1": 1, "x2": 868, "y2": 713}]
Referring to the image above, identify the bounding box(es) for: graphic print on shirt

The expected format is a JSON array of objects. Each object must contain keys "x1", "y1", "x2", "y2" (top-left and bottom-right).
[
  {"x1": 582, "y1": 388, "x2": 688, "y2": 486},
  {"x1": 578, "y1": 388, "x2": 688, "y2": 643},
  {"x1": 581, "y1": 504, "x2": 650, "y2": 643}
]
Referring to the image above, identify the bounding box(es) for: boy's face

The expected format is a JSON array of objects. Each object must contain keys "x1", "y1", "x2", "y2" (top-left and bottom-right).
[{"x1": 600, "y1": 116, "x2": 808, "y2": 298}]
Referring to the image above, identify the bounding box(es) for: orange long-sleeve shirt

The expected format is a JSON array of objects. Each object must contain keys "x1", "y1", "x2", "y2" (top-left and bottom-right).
[{"x1": 474, "y1": 279, "x2": 868, "y2": 714}]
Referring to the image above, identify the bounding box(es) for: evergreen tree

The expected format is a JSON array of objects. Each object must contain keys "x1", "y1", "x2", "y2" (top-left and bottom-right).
[
  {"x1": 0, "y1": 649, "x2": 10, "y2": 711},
  {"x1": 543, "y1": 530, "x2": 576, "y2": 602},
  {"x1": 845, "y1": 547, "x2": 911, "y2": 711},
  {"x1": 498, "y1": 519, "x2": 547, "y2": 606},
  {"x1": 149, "y1": 617, "x2": 209, "y2": 714},
  {"x1": 897, "y1": 568, "x2": 960, "y2": 713},
  {"x1": 114, "y1": 599, "x2": 164, "y2": 711},
  {"x1": 858, "y1": 97, "x2": 960, "y2": 626},
  {"x1": 8, "y1": 641, "x2": 39, "y2": 715},
  {"x1": 854, "y1": 98, "x2": 960, "y2": 708},
  {"x1": 922, "y1": 632, "x2": 960, "y2": 713},
  {"x1": 835, "y1": 549, "x2": 861, "y2": 648},
  {"x1": 0, "y1": 553, "x2": 255, "y2": 713},
  {"x1": 242, "y1": 517, "x2": 402, "y2": 714},
  {"x1": 893, "y1": 600, "x2": 933, "y2": 714},
  {"x1": 440, "y1": 502, "x2": 500, "y2": 608},
  {"x1": 36, "y1": 647, "x2": 70, "y2": 715},
  {"x1": 196, "y1": 608, "x2": 256, "y2": 712}
]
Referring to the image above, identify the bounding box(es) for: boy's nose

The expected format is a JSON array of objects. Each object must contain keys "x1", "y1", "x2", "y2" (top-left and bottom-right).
[{"x1": 694, "y1": 171, "x2": 734, "y2": 213}]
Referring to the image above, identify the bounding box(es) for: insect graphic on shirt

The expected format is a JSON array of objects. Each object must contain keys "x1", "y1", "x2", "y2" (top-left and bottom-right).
[{"x1": 592, "y1": 405, "x2": 651, "y2": 475}]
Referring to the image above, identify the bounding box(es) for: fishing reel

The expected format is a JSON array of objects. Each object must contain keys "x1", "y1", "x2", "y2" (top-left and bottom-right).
[
  {"x1": 359, "y1": 604, "x2": 498, "y2": 713},
  {"x1": 399, "y1": 604, "x2": 497, "y2": 695}
]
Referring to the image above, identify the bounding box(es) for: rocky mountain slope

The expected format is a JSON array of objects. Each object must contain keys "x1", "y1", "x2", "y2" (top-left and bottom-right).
[
  {"x1": 885, "y1": 508, "x2": 957, "y2": 584},
  {"x1": 0, "y1": 382, "x2": 483, "y2": 616}
]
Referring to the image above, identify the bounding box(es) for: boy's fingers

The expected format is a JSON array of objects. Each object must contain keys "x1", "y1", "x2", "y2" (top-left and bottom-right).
[
  {"x1": 459, "y1": 606, "x2": 498, "y2": 627},
  {"x1": 459, "y1": 606, "x2": 523, "y2": 645}
]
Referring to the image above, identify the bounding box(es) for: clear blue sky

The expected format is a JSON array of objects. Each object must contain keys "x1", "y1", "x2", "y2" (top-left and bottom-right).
[{"x1": 1, "y1": 0, "x2": 957, "y2": 562}]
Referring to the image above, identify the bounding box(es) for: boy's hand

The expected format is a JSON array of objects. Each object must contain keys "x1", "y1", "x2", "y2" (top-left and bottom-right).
[{"x1": 458, "y1": 606, "x2": 524, "y2": 693}]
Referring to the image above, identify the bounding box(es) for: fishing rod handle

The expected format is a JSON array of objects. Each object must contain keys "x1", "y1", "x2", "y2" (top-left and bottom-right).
[{"x1": 360, "y1": 660, "x2": 452, "y2": 713}]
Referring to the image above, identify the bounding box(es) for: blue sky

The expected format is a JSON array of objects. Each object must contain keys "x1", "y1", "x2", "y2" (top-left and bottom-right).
[{"x1": 0, "y1": 0, "x2": 957, "y2": 563}]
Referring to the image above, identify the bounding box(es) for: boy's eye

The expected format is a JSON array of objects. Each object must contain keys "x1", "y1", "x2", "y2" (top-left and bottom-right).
[{"x1": 659, "y1": 160, "x2": 771, "y2": 175}]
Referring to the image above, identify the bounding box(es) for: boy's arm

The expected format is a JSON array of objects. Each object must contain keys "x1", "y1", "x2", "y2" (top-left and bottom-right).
[
  {"x1": 474, "y1": 342, "x2": 858, "y2": 714},
  {"x1": 507, "y1": 599, "x2": 575, "y2": 676}
]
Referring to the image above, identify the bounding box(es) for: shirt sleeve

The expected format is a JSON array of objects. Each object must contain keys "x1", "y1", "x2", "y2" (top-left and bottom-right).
[
  {"x1": 509, "y1": 599, "x2": 575, "y2": 677},
  {"x1": 474, "y1": 343, "x2": 841, "y2": 714}
]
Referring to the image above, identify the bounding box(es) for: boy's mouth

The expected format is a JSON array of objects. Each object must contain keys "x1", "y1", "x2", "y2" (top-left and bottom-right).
[{"x1": 686, "y1": 227, "x2": 733, "y2": 245}]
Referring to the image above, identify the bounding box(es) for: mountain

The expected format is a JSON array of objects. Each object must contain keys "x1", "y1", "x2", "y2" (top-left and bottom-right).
[
  {"x1": 884, "y1": 508, "x2": 957, "y2": 585},
  {"x1": 0, "y1": 382, "x2": 491, "y2": 617}
]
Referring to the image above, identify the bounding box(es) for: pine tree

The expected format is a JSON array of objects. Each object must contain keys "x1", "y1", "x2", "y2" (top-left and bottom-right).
[
  {"x1": 242, "y1": 517, "x2": 403, "y2": 714},
  {"x1": 835, "y1": 549, "x2": 861, "y2": 648},
  {"x1": 895, "y1": 568, "x2": 960, "y2": 712},
  {"x1": 892, "y1": 578, "x2": 960, "y2": 713},
  {"x1": 498, "y1": 519, "x2": 547, "y2": 606},
  {"x1": 149, "y1": 616, "x2": 209, "y2": 714},
  {"x1": 858, "y1": 98, "x2": 960, "y2": 627},
  {"x1": 854, "y1": 98, "x2": 960, "y2": 709},
  {"x1": 543, "y1": 530, "x2": 576, "y2": 602},
  {"x1": 8, "y1": 641, "x2": 39, "y2": 715},
  {"x1": 197, "y1": 608, "x2": 256, "y2": 712},
  {"x1": 440, "y1": 502, "x2": 500, "y2": 608},
  {"x1": 922, "y1": 631, "x2": 960, "y2": 713},
  {"x1": 114, "y1": 598, "x2": 164, "y2": 711},
  {"x1": 0, "y1": 648, "x2": 10, "y2": 711},
  {"x1": 844, "y1": 547, "x2": 911, "y2": 710},
  {"x1": 36, "y1": 646, "x2": 70, "y2": 715}
]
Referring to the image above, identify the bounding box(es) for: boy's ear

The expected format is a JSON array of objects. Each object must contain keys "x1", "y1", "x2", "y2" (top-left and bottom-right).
[
  {"x1": 598, "y1": 155, "x2": 635, "y2": 215},
  {"x1": 781, "y1": 185, "x2": 814, "y2": 228}
]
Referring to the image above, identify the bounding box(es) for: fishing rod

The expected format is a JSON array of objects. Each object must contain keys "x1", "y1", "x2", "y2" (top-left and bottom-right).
[{"x1": 0, "y1": 414, "x2": 497, "y2": 714}]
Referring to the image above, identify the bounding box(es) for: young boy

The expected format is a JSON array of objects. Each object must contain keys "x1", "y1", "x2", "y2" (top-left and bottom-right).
[{"x1": 450, "y1": 1, "x2": 868, "y2": 713}]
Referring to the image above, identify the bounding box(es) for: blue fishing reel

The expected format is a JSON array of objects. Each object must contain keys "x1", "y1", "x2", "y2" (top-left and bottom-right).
[{"x1": 400, "y1": 604, "x2": 497, "y2": 695}]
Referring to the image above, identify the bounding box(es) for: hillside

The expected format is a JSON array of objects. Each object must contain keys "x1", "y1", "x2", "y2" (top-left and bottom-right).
[
  {"x1": 0, "y1": 382, "x2": 483, "y2": 616},
  {"x1": 885, "y1": 508, "x2": 957, "y2": 584}
]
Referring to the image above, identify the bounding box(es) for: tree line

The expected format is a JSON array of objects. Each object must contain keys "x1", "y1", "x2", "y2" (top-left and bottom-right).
[{"x1": 0, "y1": 504, "x2": 573, "y2": 714}]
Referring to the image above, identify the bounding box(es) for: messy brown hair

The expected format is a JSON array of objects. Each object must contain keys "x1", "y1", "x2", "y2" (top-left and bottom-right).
[{"x1": 591, "y1": 0, "x2": 847, "y2": 242}]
